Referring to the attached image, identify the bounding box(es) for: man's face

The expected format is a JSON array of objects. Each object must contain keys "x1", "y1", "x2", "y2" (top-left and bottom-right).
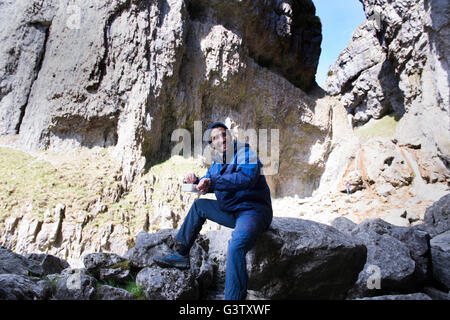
[{"x1": 210, "y1": 127, "x2": 229, "y2": 154}]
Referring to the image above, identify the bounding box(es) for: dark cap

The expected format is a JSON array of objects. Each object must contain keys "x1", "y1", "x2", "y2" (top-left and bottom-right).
[
  {"x1": 206, "y1": 121, "x2": 229, "y2": 144},
  {"x1": 206, "y1": 121, "x2": 228, "y2": 131}
]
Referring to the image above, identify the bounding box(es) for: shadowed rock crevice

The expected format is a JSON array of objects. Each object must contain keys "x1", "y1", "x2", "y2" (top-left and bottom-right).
[
  {"x1": 16, "y1": 22, "x2": 51, "y2": 134},
  {"x1": 0, "y1": 1, "x2": 56, "y2": 136}
]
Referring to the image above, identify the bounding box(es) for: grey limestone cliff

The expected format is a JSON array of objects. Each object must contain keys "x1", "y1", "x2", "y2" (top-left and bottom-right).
[{"x1": 0, "y1": 0, "x2": 328, "y2": 196}]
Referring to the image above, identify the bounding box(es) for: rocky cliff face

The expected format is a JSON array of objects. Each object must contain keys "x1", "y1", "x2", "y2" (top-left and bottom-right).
[
  {"x1": 0, "y1": 0, "x2": 327, "y2": 196},
  {"x1": 0, "y1": 0, "x2": 449, "y2": 300},
  {"x1": 325, "y1": 0, "x2": 449, "y2": 169},
  {"x1": 318, "y1": 0, "x2": 449, "y2": 197}
]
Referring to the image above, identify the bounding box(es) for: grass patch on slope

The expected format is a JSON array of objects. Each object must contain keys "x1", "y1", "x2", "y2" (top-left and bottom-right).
[
  {"x1": 87, "y1": 154, "x2": 208, "y2": 233},
  {"x1": 0, "y1": 146, "x2": 120, "y2": 221},
  {"x1": 0, "y1": 144, "x2": 209, "y2": 238},
  {"x1": 354, "y1": 113, "x2": 401, "y2": 140},
  {"x1": 129, "y1": 155, "x2": 207, "y2": 231}
]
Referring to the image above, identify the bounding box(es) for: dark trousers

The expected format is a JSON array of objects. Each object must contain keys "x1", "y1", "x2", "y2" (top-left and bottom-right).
[{"x1": 175, "y1": 198, "x2": 272, "y2": 300}]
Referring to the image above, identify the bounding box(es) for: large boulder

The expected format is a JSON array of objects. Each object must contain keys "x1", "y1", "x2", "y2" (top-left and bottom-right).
[
  {"x1": 0, "y1": 246, "x2": 34, "y2": 276},
  {"x1": 359, "y1": 219, "x2": 431, "y2": 283},
  {"x1": 0, "y1": 246, "x2": 69, "y2": 277},
  {"x1": 360, "y1": 138, "x2": 413, "y2": 188},
  {"x1": 125, "y1": 229, "x2": 214, "y2": 299},
  {"x1": 83, "y1": 252, "x2": 130, "y2": 283},
  {"x1": 430, "y1": 230, "x2": 450, "y2": 290},
  {"x1": 1, "y1": 203, "x2": 132, "y2": 269},
  {"x1": 52, "y1": 268, "x2": 97, "y2": 300},
  {"x1": 418, "y1": 193, "x2": 450, "y2": 238},
  {"x1": 124, "y1": 229, "x2": 178, "y2": 269},
  {"x1": 0, "y1": 274, "x2": 52, "y2": 300},
  {"x1": 136, "y1": 266, "x2": 199, "y2": 300},
  {"x1": 332, "y1": 217, "x2": 431, "y2": 298},
  {"x1": 25, "y1": 253, "x2": 70, "y2": 277},
  {"x1": 416, "y1": 193, "x2": 450, "y2": 290},
  {"x1": 203, "y1": 228, "x2": 233, "y2": 284},
  {"x1": 206, "y1": 217, "x2": 367, "y2": 299}
]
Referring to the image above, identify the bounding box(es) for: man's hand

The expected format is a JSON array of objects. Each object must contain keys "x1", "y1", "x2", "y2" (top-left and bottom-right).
[
  {"x1": 196, "y1": 178, "x2": 210, "y2": 193},
  {"x1": 184, "y1": 172, "x2": 198, "y2": 184}
]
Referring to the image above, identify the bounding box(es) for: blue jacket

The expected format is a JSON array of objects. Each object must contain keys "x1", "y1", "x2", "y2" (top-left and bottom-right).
[{"x1": 197, "y1": 140, "x2": 273, "y2": 214}]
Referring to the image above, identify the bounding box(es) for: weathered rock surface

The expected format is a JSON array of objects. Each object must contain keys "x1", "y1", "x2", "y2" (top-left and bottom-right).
[
  {"x1": 95, "y1": 284, "x2": 135, "y2": 300},
  {"x1": 136, "y1": 266, "x2": 200, "y2": 300},
  {"x1": 2, "y1": 203, "x2": 449, "y2": 300},
  {"x1": 319, "y1": 130, "x2": 448, "y2": 204},
  {"x1": 53, "y1": 268, "x2": 97, "y2": 300},
  {"x1": 418, "y1": 193, "x2": 450, "y2": 238},
  {"x1": 0, "y1": 0, "x2": 447, "y2": 302},
  {"x1": 206, "y1": 217, "x2": 367, "y2": 299},
  {"x1": 356, "y1": 293, "x2": 432, "y2": 300},
  {"x1": 430, "y1": 230, "x2": 450, "y2": 290},
  {"x1": 0, "y1": 246, "x2": 69, "y2": 277},
  {"x1": 0, "y1": 0, "x2": 328, "y2": 197},
  {"x1": 325, "y1": 19, "x2": 404, "y2": 124},
  {"x1": 0, "y1": 0, "x2": 56, "y2": 135},
  {"x1": 0, "y1": 274, "x2": 52, "y2": 300},
  {"x1": 124, "y1": 229, "x2": 178, "y2": 268},
  {"x1": 423, "y1": 286, "x2": 450, "y2": 300},
  {"x1": 25, "y1": 253, "x2": 70, "y2": 277},
  {"x1": 332, "y1": 217, "x2": 431, "y2": 298},
  {"x1": 83, "y1": 252, "x2": 130, "y2": 283},
  {"x1": 125, "y1": 228, "x2": 214, "y2": 299},
  {"x1": 0, "y1": 201, "x2": 131, "y2": 267},
  {"x1": 416, "y1": 194, "x2": 450, "y2": 290},
  {"x1": 324, "y1": 0, "x2": 449, "y2": 188},
  {"x1": 0, "y1": 246, "x2": 35, "y2": 276}
]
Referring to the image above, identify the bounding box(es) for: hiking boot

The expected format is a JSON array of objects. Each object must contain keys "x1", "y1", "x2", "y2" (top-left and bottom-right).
[{"x1": 153, "y1": 253, "x2": 190, "y2": 270}]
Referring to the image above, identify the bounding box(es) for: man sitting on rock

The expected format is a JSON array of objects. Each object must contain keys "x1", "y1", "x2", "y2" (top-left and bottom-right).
[{"x1": 154, "y1": 121, "x2": 273, "y2": 300}]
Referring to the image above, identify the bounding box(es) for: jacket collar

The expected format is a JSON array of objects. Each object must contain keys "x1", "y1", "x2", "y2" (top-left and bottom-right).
[
  {"x1": 212, "y1": 140, "x2": 250, "y2": 164},
  {"x1": 212, "y1": 140, "x2": 238, "y2": 164}
]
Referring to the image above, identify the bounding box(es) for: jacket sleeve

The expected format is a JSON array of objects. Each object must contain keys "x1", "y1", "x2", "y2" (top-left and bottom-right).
[
  {"x1": 197, "y1": 165, "x2": 215, "y2": 193},
  {"x1": 209, "y1": 146, "x2": 261, "y2": 192}
]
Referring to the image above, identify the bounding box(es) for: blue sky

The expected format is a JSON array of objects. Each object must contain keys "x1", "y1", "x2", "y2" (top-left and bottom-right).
[{"x1": 312, "y1": 0, "x2": 366, "y2": 87}]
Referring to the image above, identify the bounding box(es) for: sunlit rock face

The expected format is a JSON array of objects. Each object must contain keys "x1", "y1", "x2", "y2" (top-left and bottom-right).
[
  {"x1": 324, "y1": 0, "x2": 449, "y2": 188},
  {"x1": 0, "y1": 0, "x2": 327, "y2": 196}
]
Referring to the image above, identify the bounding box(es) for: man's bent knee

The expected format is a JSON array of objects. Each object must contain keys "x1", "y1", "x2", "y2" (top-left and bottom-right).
[{"x1": 228, "y1": 231, "x2": 256, "y2": 253}]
